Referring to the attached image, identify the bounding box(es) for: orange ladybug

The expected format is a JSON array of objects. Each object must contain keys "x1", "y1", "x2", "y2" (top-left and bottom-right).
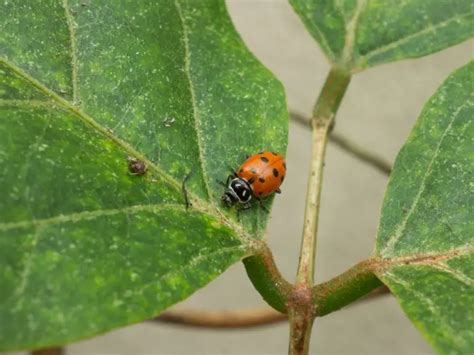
[{"x1": 221, "y1": 151, "x2": 286, "y2": 210}]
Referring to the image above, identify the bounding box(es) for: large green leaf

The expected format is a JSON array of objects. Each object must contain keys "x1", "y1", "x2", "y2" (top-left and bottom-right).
[
  {"x1": 289, "y1": 0, "x2": 474, "y2": 71},
  {"x1": 0, "y1": 0, "x2": 287, "y2": 350},
  {"x1": 375, "y1": 61, "x2": 473, "y2": 354}
]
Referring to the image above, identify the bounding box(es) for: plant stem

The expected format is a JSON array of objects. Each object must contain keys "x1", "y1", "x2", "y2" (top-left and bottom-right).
[
  {"x1": 243, "y1": 244, "x2": 293, "y2": 313},
  {"x1": 288, "y1": 300, "x2": 315, "y2": 355},
  {"x1": 290, "y1": 68, "x2": 351, "y2": 355},
  {"x1": 154, "y1": 307, "x2": 286, "y2": 328},
  {"x1": 31, "y1": 347, "x2": 63, "y2": 355},
  {"x1": 296, "y1": 68, "x2": 351, "y2": 286},
  {"x1": 312, "y1": 69, "x2": 352, "y2": 126},
  {"x1": 313, "y1": 258, "x2": 383, "y2": 316},
  {"x1": 152, "y1": 286, "x2": 389, "y2": 329},
  {"x1": 295, "y1": 122, "x2": 330, "y2": 285},
  {"x1": 152, "y1": 285, "x2": 389, "y2": 329}
]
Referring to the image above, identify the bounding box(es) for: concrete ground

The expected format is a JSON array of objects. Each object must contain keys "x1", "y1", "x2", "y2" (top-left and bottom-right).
[{"x1": 7, "y1": 1, "x2": 473, "y2": 354}]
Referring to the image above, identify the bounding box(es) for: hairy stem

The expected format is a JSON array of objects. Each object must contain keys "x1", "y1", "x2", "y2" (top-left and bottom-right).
[
  {"x1": 296, "y1": 122, "x2": 330, "y2": 285},
  {"x1": 288, "y1": 299, "x2": 315, "y2": 355},
  {"x1": 296, "y1": 68, "x2": 351, "y2": 286},
  {"x1": 290, "y1": 68, "x2": 351, "y2": 355},
  {"x1": 313, "y1": 258, "x2": 383, "y2": 316},
  {"x1": 243, "y1": 244, "x2": 292, "y2": 313}
]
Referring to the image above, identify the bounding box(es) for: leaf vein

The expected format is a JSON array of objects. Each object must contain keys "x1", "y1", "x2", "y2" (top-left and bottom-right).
[
  {"x1": 174, "y1": 0, "x2": 212, "y2": 201},
  {"x1": 11, "y1": 227, "x2": 41, "y2": 309},
  {"x1": 61, "y1": 0, "x2": 80, "y2": 106},
  {"x1": 127, "y1": 245, "x2": 250, "y2": 304},
  {"x1": 157, "y1": 245, "x2": 249, "y2": 285},
  {"x1": 0, "y1": 57, "x2": 182, "y2": 193},
  {"x1": 381, "y1": 99, "x2": 471, "y2": 256},
  {"x1": 1, "y1": 52, "x2": 252, "y2": 243},
  {"x1": 357, "y1": 11, "x2": 474, "y2": 67},
  {"x1": 341, "y1": 0, "x2": 367, "y2": 67},
  {"x1": 378, "y1": 245, "x2": 474, "y2": 269},
  {"x1": 430, "y1": 262, "x2": 473, "y2": 286},
  {"x1": 384, "y1": 271, "x2": 468, "y2": 348},
  {"x1": 0, "y1": 203, "x2": 186, "y2": 232}
]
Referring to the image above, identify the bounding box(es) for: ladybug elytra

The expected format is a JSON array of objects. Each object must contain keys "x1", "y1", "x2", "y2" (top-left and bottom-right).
[{"x1": 221, "y1": 151, "x2": 286, "y2": 210}]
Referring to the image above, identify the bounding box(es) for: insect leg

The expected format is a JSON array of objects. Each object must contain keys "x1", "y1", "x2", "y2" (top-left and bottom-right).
[
  {"x1": 226, "y1": 165, "x2": 238, "y2": 177},
  {"x1": 236, "y1": 203, "x2": 252, "y2": 221},
  {"x1": 256, "y1": 198, "x2": 269, "y2": 213},
  {"x1": 216, "y1": 174, "x2": 233, "y2": 188},
  {"x1": 182, "y1": 171, "x2": 193, "y2": 210}
]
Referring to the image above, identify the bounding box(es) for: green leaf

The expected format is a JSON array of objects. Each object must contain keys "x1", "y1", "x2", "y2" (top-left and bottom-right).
[
  {"x1": 289, "y1": 0, "x2": 474, "y2": 71},
  {"x1": 0, "y1": 0, "x2": 287, "y2": 350},
  {"x1": 375, "y1": 61, "x2": 473, "y2": 354}
]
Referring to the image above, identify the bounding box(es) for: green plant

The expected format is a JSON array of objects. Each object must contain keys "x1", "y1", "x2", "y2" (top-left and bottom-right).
[{"x1": 0, "y1": 1, "x2": 472, "y2": 354}]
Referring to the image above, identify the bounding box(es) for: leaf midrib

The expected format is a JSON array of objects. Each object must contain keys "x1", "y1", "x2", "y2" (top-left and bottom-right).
[
  {"x1": 373, "y1": 245, "x2": 474, "y2": 289},
  {"x1": 360, "y1": 245, "x2": 474, "y2": 280},
  {"x1": 354, "y1": 11, "x2": 474, "y2": 69},
  {"x1": 378, "y1": 245, "x2": 474, "y2": 270},
  {"x1": 340, "y1": 0, "x2": 366, "y2": 67},
  {"x1": 0, "y1": 58, "x2": 253, "y2": 244},
  {"x1": 174, "y1": 0, "x2": 213, "y2": 201}
]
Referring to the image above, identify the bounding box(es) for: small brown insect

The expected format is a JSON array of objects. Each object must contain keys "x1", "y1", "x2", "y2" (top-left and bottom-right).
[{"x1": 127, "y1": 157, "x2": 147, "y2": 176}]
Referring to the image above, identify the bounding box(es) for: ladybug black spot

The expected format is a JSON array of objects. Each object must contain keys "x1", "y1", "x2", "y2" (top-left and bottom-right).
[
  {"x1": 271, "y1": 152, "x2": 278, "y2": 156},
  {"x1": 250, "y1": 167, "x2": 257, "y2": 174},
  {"x1": 258, "y1": 191, "x2": 263, "y2": 196},
  {"x1": 273, "y1": 168, "x2": 279, "y2": 177},
  {"x1": 281, "y1": 175, "x2": 285, "y2": 182},
  {"x1": 259, "y1": 177, "x2": 265, "y2": 183},
  {"x1": 260, "y1": 156, "x2": 269, "y2": 163},
  {"x1": 239, "y1": 168, "x2": 244, "y2": 173}
]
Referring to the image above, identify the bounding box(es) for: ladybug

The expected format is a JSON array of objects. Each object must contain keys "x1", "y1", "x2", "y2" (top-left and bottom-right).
[{"x1": 221, "y1": 151, "x2": 286, "y2": 211}]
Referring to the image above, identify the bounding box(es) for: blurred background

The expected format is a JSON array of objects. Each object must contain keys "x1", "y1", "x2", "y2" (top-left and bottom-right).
[{"x1": 6, "y1": 0, "x2": 473, "y2": 354}]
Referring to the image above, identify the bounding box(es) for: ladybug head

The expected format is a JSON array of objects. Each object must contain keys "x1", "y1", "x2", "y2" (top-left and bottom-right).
[{"x1": 221, "y1": 177, "x2": 252, "y2": 205}]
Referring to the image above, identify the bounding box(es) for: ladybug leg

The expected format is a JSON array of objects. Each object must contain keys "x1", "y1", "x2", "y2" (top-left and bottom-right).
[
  {"x1": 181, "y1": 171, "x2": 193, "y2": 210},
  {"x1": 227, "y1": 165, "x2": 238, "y2": 177},
  {"x1": 275, "y1": 188, "x2": 281, "y2": 194},
  {"x1": 255, "y1": 198, "x2": 269, "y2": 213},
  {"x1": 236, "y1": 203, "x2": 252, "y2": 221},
  {"x1": 216, "y1": 174, "x2": 232, "y2": 188}
]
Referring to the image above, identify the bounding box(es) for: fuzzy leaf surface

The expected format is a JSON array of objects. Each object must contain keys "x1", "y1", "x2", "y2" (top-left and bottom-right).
[
  {"x1": 289, "y1": 0, "x2": 474, "y2": 71},
  {"x1": 375, "y1": 61, "x2": 474, "y2": 354},
  {"x1": 0, "y1": 0, "x2": 287, "y2": 350}
]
